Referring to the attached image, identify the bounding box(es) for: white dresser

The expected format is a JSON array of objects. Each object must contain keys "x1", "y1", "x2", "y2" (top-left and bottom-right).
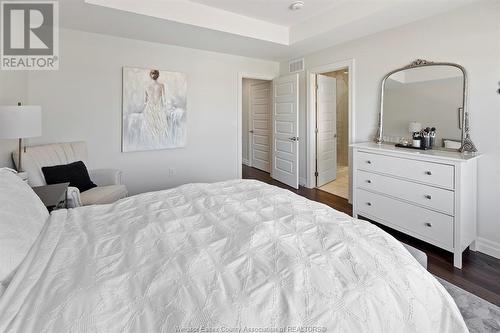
[{"x1": 352, "y1": 142, "x2": 480, "y2": 268}]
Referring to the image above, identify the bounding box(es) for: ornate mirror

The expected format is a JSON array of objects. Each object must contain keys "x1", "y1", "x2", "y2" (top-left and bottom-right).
[{"x1": 376, "y1": 59, "x2": 477, "y2": 153}]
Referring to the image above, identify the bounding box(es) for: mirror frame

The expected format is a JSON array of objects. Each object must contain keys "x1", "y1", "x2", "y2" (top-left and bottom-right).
[{"x1": 375, "y1": 59, "x2": 477, "y2": 153}]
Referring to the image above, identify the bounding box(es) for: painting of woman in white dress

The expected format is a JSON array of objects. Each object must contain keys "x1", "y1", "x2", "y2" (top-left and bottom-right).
[{"x1": 122, "y1": 67, "x2": 187, "y2": 152}]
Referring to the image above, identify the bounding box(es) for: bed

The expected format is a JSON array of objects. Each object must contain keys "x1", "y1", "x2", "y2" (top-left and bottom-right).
[{"x1": 0, "y1": 169, "x2": 467, "y2": 332}]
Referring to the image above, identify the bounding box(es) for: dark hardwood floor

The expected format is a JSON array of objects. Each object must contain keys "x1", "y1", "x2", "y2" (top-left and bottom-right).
[{"x1": 243, "y1": 165, "x2": 500, "y2": 306}]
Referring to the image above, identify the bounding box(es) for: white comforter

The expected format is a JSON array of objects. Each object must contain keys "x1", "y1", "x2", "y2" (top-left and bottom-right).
[{"x1": 0, "y1": 180, "x2": 467, "y2": 332}]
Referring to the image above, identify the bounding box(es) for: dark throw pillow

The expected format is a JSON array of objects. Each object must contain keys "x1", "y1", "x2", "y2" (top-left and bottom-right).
[{"x1": 42, "y1": 161, "x2": 97, "y2": 193}]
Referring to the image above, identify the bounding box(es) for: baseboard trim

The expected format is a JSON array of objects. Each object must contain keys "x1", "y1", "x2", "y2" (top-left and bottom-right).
[
  {"x1": 476, "y1": 237, "x2": 500, "y2": 259},
  {"x1": 242, "y1": 158, "x2": 250, "y2": 166}
]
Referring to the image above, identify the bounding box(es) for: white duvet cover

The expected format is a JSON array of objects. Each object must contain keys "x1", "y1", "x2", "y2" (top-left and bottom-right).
[{"x1": 0, "y1": 180, "x2": 467, "y2": 333}]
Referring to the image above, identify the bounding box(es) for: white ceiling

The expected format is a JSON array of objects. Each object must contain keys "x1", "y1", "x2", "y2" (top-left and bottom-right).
[
  {"x1": 59, "y1": 0, "x2": 484, "y2": 61},
  {"x1": 84, "y1": 0, "x2": 290, "y2": 44},
  {"x1": 188, "y1": 0, "x2": 344, "y2": 26}
]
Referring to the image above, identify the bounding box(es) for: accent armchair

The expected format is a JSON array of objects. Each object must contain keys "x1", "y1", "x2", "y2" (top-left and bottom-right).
[{"x1": 13, "y1": 142, "x2": 128, "y2": 207}]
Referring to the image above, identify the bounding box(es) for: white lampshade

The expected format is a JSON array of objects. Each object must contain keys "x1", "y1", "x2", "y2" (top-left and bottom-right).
[
  {"x1": 409, "y1": 121, "x2": 421, "y2": 134},
  {"x1": 0, "y1": 105, "x2": 42, "y2": 139}
]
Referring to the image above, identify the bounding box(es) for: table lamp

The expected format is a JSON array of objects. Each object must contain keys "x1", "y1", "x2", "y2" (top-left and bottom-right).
[{"x1": 0, "y1": 103, "x2": 42, "y2": 172}]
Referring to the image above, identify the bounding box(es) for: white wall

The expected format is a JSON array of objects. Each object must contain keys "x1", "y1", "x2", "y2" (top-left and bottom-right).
[
  {"x1": 0, "y1": 29, "x2": 279, "y2": 194},
  {"x1": 280, "y1": 2, "x2": 500, "y2": 256}
]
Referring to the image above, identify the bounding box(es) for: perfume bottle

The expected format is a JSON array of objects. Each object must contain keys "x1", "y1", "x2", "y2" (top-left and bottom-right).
[{"x1": 429, "y1": 127, "x2": 436, "y2": 148}]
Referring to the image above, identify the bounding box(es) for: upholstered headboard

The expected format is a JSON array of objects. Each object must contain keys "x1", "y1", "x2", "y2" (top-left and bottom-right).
[{"x1": 12, "y1": 142, "x2": 88, "y2": 187}]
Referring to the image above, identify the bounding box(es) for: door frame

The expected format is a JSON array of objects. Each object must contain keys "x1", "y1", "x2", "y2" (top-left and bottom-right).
[
  {"x1": 238, "y1": 72, "x2": 276, "y2": 179},
  {"x1": 306, "y1": 59, "x2": 355, "y2": 201}
]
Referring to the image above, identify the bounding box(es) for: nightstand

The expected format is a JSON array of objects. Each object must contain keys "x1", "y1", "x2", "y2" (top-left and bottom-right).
[{"x1": 32, "y1": 182, "x2": 70, "y2": 211}]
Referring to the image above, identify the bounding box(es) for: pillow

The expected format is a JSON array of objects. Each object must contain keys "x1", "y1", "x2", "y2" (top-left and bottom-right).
[
  {"x1": 0, "y1": 169, "x2": 49, "y2": 286},
  {"x1": 42, "y1": 161, "x2": 97, "y2": 193}
]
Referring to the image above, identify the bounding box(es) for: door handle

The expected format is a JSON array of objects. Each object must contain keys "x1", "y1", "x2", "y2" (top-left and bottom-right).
[
  {"x1": 289, "y1": 137, "x2": 299, "y2": 142},
  {"x1": 249, "y1": 130, "x2": 254, "y2": 133}
]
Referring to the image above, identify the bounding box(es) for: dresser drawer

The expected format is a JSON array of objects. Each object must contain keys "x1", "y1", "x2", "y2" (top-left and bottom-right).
[
  {"x1": 356, "y1": 151, "x2": 454, "y2": 189},
  {"x1": 356, "y1": 189, "x2": 453, "y2": 249},
  {"x1": 356, "y1": 170, "x2": 454, "y2": 215}
]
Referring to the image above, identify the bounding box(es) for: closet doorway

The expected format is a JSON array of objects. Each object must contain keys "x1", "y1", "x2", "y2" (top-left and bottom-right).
[
  {"x1": 316, "y1": 69, "x2": 349, "y2": 198},
  {"x1": 239, "y1": 73, "x2": 300, "y2": 189},
  {"x1": 242, "y1": 78, "x2": 272, "y2": 173}
]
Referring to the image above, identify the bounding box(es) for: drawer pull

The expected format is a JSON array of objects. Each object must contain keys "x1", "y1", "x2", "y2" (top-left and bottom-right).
[
  {"x1": 366, "y1": 160, "x2": 372, "y2": 164},
  {"x1": 425, "y1": 222, "x2": 432, "y2": 227},
  {"x1": 424, "y1": 195, "x2": 432, "y2": 200},
  {"x1": 366, "y1": 202, "x2": 372, "y2": 206},
  {"x1": 366, "y1": 180, "x2": 372, "y2": 184},
  {"x1": 425, "y1": 171, "x2": 432, "y2": 175}
]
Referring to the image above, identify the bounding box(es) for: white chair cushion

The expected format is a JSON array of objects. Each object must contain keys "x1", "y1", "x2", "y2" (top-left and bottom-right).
[
  {"x1": 13, "y1": 142, "x2": 88, "y2": 187},
  {"x1": 80, "y1": 185, "x2": 128, "y2": 206},
  {"x1": 0, "y1": 169, "x2": 49, "y2": 287}
]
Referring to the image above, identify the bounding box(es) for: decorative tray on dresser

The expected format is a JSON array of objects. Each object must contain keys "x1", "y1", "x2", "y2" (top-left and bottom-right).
[{"x1": 351, "y1": 142, "x2": 481, "y2": 268}]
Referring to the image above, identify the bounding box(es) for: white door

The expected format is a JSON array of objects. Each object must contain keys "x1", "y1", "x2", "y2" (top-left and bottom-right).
[
  {"x1": 249, "y1": 81, "x2": 271, "y2": 172},
  {"x1": 272, "y1": 74, "x2": 299, "y2": 189},
  {"x1": 316, "y1": 74, "x2": 337, "y2": 187}
]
